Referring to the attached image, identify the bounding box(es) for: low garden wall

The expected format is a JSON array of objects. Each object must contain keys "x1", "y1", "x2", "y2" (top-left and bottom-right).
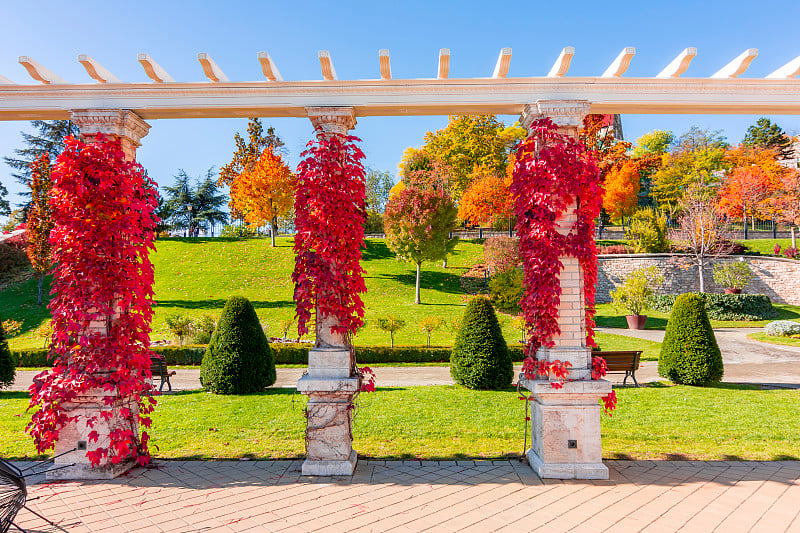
[{"x1": 597, "y1": 254, "x2": 800, "y2": 305}]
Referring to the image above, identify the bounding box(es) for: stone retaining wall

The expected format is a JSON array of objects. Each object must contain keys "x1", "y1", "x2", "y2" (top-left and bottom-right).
[{"x1": 597, "y1": 254, "x2": 800, "y2": 305}]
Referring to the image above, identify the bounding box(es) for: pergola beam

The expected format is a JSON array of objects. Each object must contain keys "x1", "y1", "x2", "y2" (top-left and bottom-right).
[
  {"x1": 379, "y1": 49, "x2": 391, "y2": 80},
  {"x1": 78, "y1": 55, "x2": 121, "y2": 83},
  {"x1": 547, "y1": 47, "x2": 574, "y2": 77},
  {"x1": 438, "y1": 49, "x2": 450, "y2": 79},
  {"x1": 0, "y1": 74, "x2": 14, "y2": 85},
  {"x1": 197, "y1": 53, "x2": 228, "y2": 82},
  {"x1": 656, "y1": 47, "x2": 697, "y2": 78},
  {"x1": 492, "y1": 48, "x2": 512, "y2": 78},
  {"x1": 766, "y1": 55, "x2": 800, "y2": 79},
  {"x1": 601, "y1": 47, "x2": 636, "y2": 78},
  {"x1": 711, "y1": 48, "x2": 758, "y2": 78},
  {"x1": 19, "y1": 56, "x2": 66, "y2": 84},
  {"x1": 137, "y1": 54, "x2": 174, "y2": 83},
  {"x1": 318, "y1": 50, "x2": 337, "y2": 81},
  {"x1": 257, "y1": 52, "x2": 282, "y2": 81}
]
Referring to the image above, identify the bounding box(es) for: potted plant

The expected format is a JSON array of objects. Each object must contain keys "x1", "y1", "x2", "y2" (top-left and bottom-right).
[
  {"x1": 712, "y1": 260, "x2": 753, "y2": 294},
  {"x1": 611, "y1": 265, "x2": 665, "y2": 329}
]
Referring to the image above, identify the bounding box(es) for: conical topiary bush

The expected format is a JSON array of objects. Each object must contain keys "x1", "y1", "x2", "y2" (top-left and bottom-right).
[
  {"x1": 0, "y1": 322, "x2": 14, "y2": 389},
  {"x1": 200, "y1": 295, "x2": 276, "y2": 394},
  {"x1": 658, "y1": 293, "x2": 724, "y2": 386},
  {"x1": 450, "y1": 296, "x2": 513, "y2": 390}
]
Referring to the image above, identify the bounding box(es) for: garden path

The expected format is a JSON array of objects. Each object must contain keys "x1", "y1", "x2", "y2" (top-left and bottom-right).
[{"x1": 9, "y1": 458, "x2": 800, "y2": 532}]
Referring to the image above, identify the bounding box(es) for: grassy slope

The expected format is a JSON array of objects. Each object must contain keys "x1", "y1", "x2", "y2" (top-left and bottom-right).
[
  {"x1": 2, "y1": 384, "x2": 798, "y2": 461},
  {"x1": 747, "y1": 332, "x2": 800, "y2": 348},
  {"x1": 738, "y1": 238, "x2": 798, "y2": 255}
]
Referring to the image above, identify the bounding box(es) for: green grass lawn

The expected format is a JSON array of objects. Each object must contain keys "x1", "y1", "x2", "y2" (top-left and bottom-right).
[
  {"x1": 747, "y1": 332, "x2": 800, "y2": 348},
  {"x1": 595, "y1": 302, "x2": 800, "y2": 330},
  {"x1": 2, "y1": 384, "x2": 797, "y2": 461},
  {"x1": 738, "y1": 238, "x2": 798, "y2": 256}
]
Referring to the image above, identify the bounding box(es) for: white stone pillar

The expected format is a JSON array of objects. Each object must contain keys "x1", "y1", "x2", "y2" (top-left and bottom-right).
[
  {"x1": 47, "y1": 110, "x2": 150, "y2": 480},
  {"x1": 296, "y1": 106, "x2": 360, "y2": 476},
  {"x1": 518, "y1": 101, "x2": 613, "y2": 480}
]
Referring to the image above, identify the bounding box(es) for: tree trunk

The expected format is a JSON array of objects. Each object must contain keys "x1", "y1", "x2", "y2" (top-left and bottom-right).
[
  {"x1": 37, "y1": 273, "x2": 44, "y2": 306},
  {"x1": 415, "y1": 262, "x2": 421, "y2": 304},
  {"x1": 442, "y1": 257, "x2": 447, "y2": 268},
  {"x1": 390, "y1": 331, "x2": 394, "y2": 348},
  {"x1": 698, "y1": 261, "x2": 705, "y2": 293},
  {"x1": 270, "y1": 217, "x2": 277, "y2": 247},
  {"x1": 792, "y1": 225, "x2": 797, "y2": 249}
]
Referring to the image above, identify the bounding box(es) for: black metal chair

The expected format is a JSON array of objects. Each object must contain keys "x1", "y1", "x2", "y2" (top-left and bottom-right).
[{"x1": 0, "y1": 455, "x2": 74, "y2": 533}]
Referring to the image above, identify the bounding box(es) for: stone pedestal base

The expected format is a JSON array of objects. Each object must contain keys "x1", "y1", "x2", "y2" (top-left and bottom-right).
[
  {"x1": 47, "y1": 390, "x2": 138, "y2": 480},
  {"x1": 297, "y1": 375, "x2": 359, "y2": 477},
  {"x1": 520, "y1": 379, "x2": 612, "y2": 480}
]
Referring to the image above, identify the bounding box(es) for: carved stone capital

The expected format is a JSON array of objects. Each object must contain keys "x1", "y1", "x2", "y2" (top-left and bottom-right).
[
  {"x1": 306, "y1": 106, "x2": 356, "y2": 135},
  {"x1": 69, "y1": 109, "x2": 150, "y2": 160},
  {"x1": 520, "y1": 100, "x2": 591, "y2": 137}
]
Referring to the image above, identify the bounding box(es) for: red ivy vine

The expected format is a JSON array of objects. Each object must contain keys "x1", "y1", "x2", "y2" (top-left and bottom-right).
[
  {"x1": 27, "y1": 134, "x2": 159, "y2": 466},
  {"x1": 292, "y1": 132, "x2": 367, "y2": 337},
  {"x1": 511, "y1": 118, "x2": 615, "y2": 414}
]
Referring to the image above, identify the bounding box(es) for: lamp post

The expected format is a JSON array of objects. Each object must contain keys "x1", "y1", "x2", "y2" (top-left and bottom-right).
[{"x1": 186, "y1": 203, "x2": 193, "y2": 237}]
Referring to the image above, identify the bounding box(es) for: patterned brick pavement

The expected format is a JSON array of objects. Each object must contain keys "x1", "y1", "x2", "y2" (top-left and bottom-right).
[{"x1": 9, "y1": 459, "x2": 800, "y2": 532}]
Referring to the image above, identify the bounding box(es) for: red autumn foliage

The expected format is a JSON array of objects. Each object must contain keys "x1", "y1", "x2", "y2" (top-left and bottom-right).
[
  {"x1": 27, "y1": 135, "x2": 158, "y2": 467},
  {"x1": 292, "y1": 132, "x2": 367, "y2": 337}
]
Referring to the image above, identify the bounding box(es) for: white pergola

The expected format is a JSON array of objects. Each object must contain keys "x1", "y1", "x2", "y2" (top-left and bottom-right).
[
  {"x1": 1, "y1": 47, "x2": 800, "y2": 119},
  {"x1": 9, "y1": 46, "x2": 800, "y2": 482}
]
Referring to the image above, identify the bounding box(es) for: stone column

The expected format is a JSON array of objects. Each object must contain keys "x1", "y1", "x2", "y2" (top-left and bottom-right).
[
  {"x1": 295, "y1": 106, "x2": 360, "y2": 476},
  {"x1": 47, "y1": 109, "x2": 150, "y2": 480},
  {"x1": 518, "y1": 101, "x2": 613, "y2": 480}
]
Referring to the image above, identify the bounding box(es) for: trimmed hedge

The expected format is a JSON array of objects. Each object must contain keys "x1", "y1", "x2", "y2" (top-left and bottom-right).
[
  {"x1": 650, "y1": 293, "x2": 778, "y2": 321},
  {"x1": 200, "y1": 296, "x2": 276, "y2": 394},
  {"x1": 450, "y1": 296, "x2": 514, "y2": 390},
  {"x1": 14, "y1": 344, "x2": 528, "y2": 367},
  {"x1": 658, "y1": 293, "x2": 724, "y2": 386},
  {"x1": 0, "y1": 323, "x2": 14, "y2": 389}
]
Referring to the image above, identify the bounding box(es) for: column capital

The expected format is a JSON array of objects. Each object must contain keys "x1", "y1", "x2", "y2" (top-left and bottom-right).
[
  {"x1": 69, "y1": 109, "x2": 150, "y2": 160},
  {"x1": 305, "y1": 106, "x2": 356, "y2": 135},
  {"x1": 520, "y1": 100, "x2": 591, "y2": 137}
]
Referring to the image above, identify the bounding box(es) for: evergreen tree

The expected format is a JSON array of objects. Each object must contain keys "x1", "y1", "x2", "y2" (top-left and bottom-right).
[
  {"x1": 4, "y1": 120, "x2": 79, "y2": 210},
  {"x1": 743, "y1": 118, "x2": 793, "y2": 159},
  {"x1": 0, "y1": 180, "x2": 9, "y2": 217},
  {"x1": 450, "y1": 297, "x2": 513, "y2": 390},
  {"x1": 200, "y1": 295, "x2": 276, "y2": 394},
  {"x1": 658, "y1": 293, "x2": 724, "y2": 385},
  {"x1": 194, "y1": 171, "x2": 229, "y2": 237},
  {"x1": 0, "y1": 321, "x2": 14, "y2": 389}
]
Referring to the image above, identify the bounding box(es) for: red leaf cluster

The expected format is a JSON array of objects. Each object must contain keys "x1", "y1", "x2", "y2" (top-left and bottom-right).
[
  {"x1": 27, "y1": 134, "x2": 159, "y2": 466},
  {"x1": 292, "y1": 132, "x2": 367, "y2": 337}
]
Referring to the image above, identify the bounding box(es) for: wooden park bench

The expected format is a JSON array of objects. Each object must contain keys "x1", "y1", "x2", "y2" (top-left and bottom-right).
[
  {"x1": 593, "y1": 350, "x2": 642, "y2": 387},
  {"x1": 150, "y1": 355, "x2": 177, "y2": 392}
]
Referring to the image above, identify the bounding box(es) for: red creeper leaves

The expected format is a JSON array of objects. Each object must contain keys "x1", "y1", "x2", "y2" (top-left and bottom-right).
[
  {"x1": 27, "y1": 134, "x2": 159, "y2": 466},
  {"x1": 292, "y1": 132, "x2": 367, "y2": 337}
]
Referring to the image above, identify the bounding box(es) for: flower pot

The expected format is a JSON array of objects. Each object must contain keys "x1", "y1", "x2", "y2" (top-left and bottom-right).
[
  {"x1": 724, "y1": 288, "x2": 742, "y2": 294},
  {"x1": 625, "y1": 315, "x2": 648, "y2": 330}
]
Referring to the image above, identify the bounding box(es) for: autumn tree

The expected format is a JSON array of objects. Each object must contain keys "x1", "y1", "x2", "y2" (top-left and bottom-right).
[
  {"x1": 776, "y1": 170, "x2": 800, "y2": 248},
  {"x1": 632, "y1": 130, "x2": 675, "y2": 158},
  {"x1": 717, "y1": 166, "x2": 780, "y2": 230},
  {"x1": 743, "y1": 118, "x2": 793, "y2": 159},
  {"x1": 580, "y1": 114, "x2": 631, "y2": 179},
  {"x1": 457, "y1": 166, "x2": 513, "y2": 226},
  {"x1": 417, "y1": 115, "x2": 524, "y2": 198},
  {"x1": 384, "y1": 186, "x2": 458, "y2": 304},
  {"x1": 229, "y1": 146, "x2": 295, "y2": 247},
  {"x1": 603, "y1": 161, "x2": 641, "y2": 221},
  {"x1": 365, "y1": 168, "x2": 394, "y2": 213},
  {"x1": 26, "y1": 154, "x2": 54, "y2": 305}
]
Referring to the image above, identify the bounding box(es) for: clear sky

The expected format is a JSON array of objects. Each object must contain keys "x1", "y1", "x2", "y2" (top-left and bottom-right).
[{"x1": 2, "y1": 0, "x2": 800, "y2": 217}]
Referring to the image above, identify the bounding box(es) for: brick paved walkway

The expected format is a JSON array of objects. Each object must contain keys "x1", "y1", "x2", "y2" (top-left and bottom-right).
[{"x1": 10, "y1": 459, "x2": 800, "y2": 532}]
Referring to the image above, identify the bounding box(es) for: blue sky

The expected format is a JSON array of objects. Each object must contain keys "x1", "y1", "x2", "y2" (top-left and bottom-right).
[{"x1": 2, "y1": 0, "x2": 800, "y2": 216}]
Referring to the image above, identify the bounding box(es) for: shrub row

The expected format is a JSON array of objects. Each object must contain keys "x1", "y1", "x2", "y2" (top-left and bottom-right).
[
  {"x1": 14, "y1": 343, "x2": 528, "y2": 367},
  {"x1": 649, "y1": 293, "x2": 778, "y2": 321}
]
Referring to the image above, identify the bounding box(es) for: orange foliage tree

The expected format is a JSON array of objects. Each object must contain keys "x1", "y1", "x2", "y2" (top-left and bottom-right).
[
  {"x1": 457, "y1": 166, "x2": 513, "y2": 226},
  {"x1": 775, "y1": 170, "x2": 800, "y2": 248},
  {"x1": 717, "y1": 166, "x2": 781, "y2": 229},
  {"x1": 602, "y1": 161, "x2": 640, "y2": 221},
  {"x1": 229, "y1": 147, "x2": 295, "y2": 247},
  {"x1": 27, "y1": 154, "x2": 54, "y2": 305}
]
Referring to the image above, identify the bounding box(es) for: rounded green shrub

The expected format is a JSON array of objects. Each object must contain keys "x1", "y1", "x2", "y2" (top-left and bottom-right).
[
  {"x1": 450, "y1": 297, "x2": 513, "y2": 390},
  {"x1": 200, "y1": 296, "x2": 276, "y2": 394},
  {"x1": 489, "y1": 269, "x2": 523, "y2": 313},
  {"x1": 0, "y1": 322, "x2": 14, "y2": 389},
  {"x1": 658, "y1": 293, "x2": 724, "y2": 386}
]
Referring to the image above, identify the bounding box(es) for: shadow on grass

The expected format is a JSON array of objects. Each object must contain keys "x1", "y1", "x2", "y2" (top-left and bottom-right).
[
  {"x1": 776, "y1": 306, "x2": 800, "y2": 320},
  {"x1": 361, "y1": 240, "x2": 395, "y2": 261},
  {"x1": 0, "y1": 391, "x2": 30, "y2": 400},
  {"x1": 376, "y1": 270, "x2": 464, "y2": 295},
  {"x1": 155, "y1": 299, "x2": 294, "y2": 310}
]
